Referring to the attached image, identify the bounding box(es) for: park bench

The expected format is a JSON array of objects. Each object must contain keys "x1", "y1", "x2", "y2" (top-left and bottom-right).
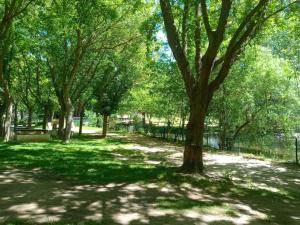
[{"x1": 15, "y1": 127, "x2": 51, "y2": 142}]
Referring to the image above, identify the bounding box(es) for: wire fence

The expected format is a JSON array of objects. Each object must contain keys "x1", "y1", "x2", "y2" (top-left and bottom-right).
[{"x1": 115, "y1": 123, "x2": 299, "y2": 163}]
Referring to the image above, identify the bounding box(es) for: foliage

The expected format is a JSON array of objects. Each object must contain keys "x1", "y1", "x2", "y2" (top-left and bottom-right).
[{"x1": 209, "y1": 45, "x2": 299, "y2": 141}]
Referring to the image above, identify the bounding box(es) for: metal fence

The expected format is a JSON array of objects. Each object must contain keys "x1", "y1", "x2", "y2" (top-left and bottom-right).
[
  {"x1": 230, "y1": 136, "x2": 297, "y2": 162},
  {"x1": 115, "y1": 123, "x2": 299, "y2": 164}
]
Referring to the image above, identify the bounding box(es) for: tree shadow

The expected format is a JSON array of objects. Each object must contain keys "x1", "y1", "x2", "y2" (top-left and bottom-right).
[{"x1": 0, "y1": 133, "x2": 300, "y2": 224}]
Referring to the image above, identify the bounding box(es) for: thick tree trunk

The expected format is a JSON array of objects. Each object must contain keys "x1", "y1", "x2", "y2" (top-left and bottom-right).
[
  {"x1": 96, "y1": 113, "x2": 101, "y2": 127},
  {"x1": 64, "y1": 97, "x2": 73, "y2": 143},
  {"x1": 142, "y1": 112, "x2": 146, "y2": 126},
  {"x1": 48, "y1": 110, "x2": 54, "y2": 130},
  {"x1": 27, "y1": 107, "x2": 33, "y2": 128},
  {"x1": 180, "y1": 99, "x2": 206, "y2": 174},
  {"x1": 102, "y1": 114, "x2": 108, "y2": 138},
  {"x1": 58, "y1": 111, "x2": 65, "y2": 137},
  {"x1": 0, "y1": 105, "x2": 5, "y2": 137},
  {"x1": 14, "y1": 103, "x2": 18, "y2": 130},
  {"x1": 219, "y1": 133, "x2": 226, "y2": 150},
  {"x1": 42, "y1": 115, "x2": 47, "y2": 130},
  {"x1": 42, "y1": 106, "x2": 49, "y2": 130},
  {"x1": 79, "y1": 107, "x2": 84, "y2": 135},
  {"x1": 149, "y1": 114, "x2": 152, "y2": 126},
  {"x1": 3, "y1": 98, "x2": 13, "y2": 142}
]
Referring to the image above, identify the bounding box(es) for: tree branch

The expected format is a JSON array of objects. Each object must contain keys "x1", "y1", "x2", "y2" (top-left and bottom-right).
[
  {"x1": 199, "y1": 0, "x2": 213, "y2": 40},
  {"x1": 208, "y1": 0, "x2": 269, "y2": 97},
  {"x1": 66, "y1": 29, "x2": 82, "y2": 92},
  {"x1": 181, "y1": 0, "x2": 190, "y2": 54},
  {"x1": 215, "y1": 0, "x2": 232, "y2": 44},
  {"x1": 160, "y1": 0, "x2": 194, "y2": 99},
  {"x1": 263, "y1": 0, "x2": 299, "y2": 21},
  {"x1": 194, "y1": 1, "x2": 202, "y2": 76}
]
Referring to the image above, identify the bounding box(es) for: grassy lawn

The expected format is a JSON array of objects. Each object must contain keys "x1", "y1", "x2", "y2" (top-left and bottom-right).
[
  {"x1": 0, "y1": 136, "x2": 172, "y2": 184},
  {"x1": 0, "y1": 134, "x2": 300, "y2": 225}
]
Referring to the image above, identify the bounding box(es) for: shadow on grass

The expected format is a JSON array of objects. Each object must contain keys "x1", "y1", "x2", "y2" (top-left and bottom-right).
[
  {"x1": 1, "y1": 135, "x2": 300, "y2": 225},
  {"x1": 0, "y1": 137, "x2": 176, "y2": 184}
]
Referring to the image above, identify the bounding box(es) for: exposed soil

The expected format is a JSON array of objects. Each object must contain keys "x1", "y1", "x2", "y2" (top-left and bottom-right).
[{"x1": 1, "y1": 133, "x2": 299, "y2": 225}]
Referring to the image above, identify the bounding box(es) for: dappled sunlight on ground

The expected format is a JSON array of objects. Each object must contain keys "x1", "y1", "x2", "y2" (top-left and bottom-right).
[
  {"x1": 118, "y1": 133, "x2": 299, "y2": 196},
  {"x1": 0, "y1": 168, "x2": 272, "y2": 225},
  {"x1": 0, "y1": 133, "x2": 299, "y2": 224},
  {"x1": 204, "y1": 153, "x2": 299, "y2": 195}
]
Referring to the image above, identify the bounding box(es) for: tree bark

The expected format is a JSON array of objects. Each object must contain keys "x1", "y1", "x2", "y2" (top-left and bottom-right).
[
  {"x1": 3, "y1": 98, "x2": 13, "y2": 142},
  {"x1": 42, "y1": 105, "x2": 49, "y2": 130},
  {"x1": 102, "y1": 114, "x2": 108, "y2": 138},
  {"x1": 58, "y1": 109, "x2": 65, "y2": 138},
  {"x1": 14, "y1": 103, "x2": 18, "y2": 130},
  {"x1": 27, "y1": 107, "x2": 33, "y2": 128},
  {"x1": 64, "y1": 97, "x2": 73, "y2": 143},
  {"x1": 219, "y1": 131, "x2": 227, "y2": 150},
  {"x1": 0, "y1": 105, "x2": 5, "y2": 137},
  {"x1": 96, "y1": 113, "x2": 101, "y2": 127},
  {"x1": 142, "y1": 112, "x2": 146, "y2": 126},
  {"x1": 180, "y1": 96, "x2": 206, "y2": 174},
  {"x1": 79, "y1": 107, "x2": 84, "y2": 135},
  {"x1": 181, "y1": 116, "x2": 186, "y2": 141},
  {"x1": 49, "y1": 109, "x2": 54, "y2": 128},
  {"x1": 42, "y1": 114, "x2": 47, "y2": 130}
]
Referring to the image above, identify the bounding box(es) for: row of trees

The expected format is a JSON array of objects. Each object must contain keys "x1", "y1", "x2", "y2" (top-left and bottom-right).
[
  {"x1": 1, "y1": 0, "x2": 299, "y2": 174},
  {"x1": 0, "y1": 0, "x2": 151, "y2": 142}
]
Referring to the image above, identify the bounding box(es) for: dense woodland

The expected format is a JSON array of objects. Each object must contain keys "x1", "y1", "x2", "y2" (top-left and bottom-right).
[{"x1": 0, "y1": 0, "x2": 299, "y2": 174}]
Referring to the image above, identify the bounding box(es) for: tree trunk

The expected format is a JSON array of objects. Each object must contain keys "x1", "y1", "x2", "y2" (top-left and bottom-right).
[
  {"x1": 142, "y1": 112, "x2": 146, "y2": 126},
  {"x1": 14, "y1": 103, "x2": 18, "y2": 130},
  {"x1": 50, "y1": 110, "x2": 54, "y2": 123},
  {"x1": 42, "y1": 106, "x2": 49, "y2": 130},
  {"x1": 48, "y1": 109, "x2": 54, "y2": 130},
  {"x1": 27, "y1": 107, "x2": 33, "y2": 128},
  {"x1": 149, "y1": 114, "x2": 152, "y2": 126},
  {"x1": 64, "y1": 97, "x2": 73, "y2": 143},
  {"x1": 42, "y1": 115, "x2": 47, "y2": 130},
  {"x1": 102, "y1": 114, "x2": 108, "y2": 138},
  {"x1": 180, "y1": 99, "x2": 206, "y2": 174},
  {"x1": 79, "y1": 107, "x2": 84, "y2": 135},
  {"x1": 58, "y1": 109, "x2": 65, "y2": 138},
  {"x1": 96, "y1": 113, "x2": 101, "y2": 128},
  {"x1": 0, "y1": 105, "x2": 5, "y2": 137},
  {"x1": 219, "y1": 133, "x2": 226, "y2": 150},
  {"x1": 3, "y1": 98, "x2": 13, "y2": 142}
]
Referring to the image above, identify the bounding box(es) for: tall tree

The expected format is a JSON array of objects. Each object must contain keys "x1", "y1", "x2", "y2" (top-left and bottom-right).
[
  {"x1": 159, "y1": 0, "x2": 298, "y2": 173},
  {"x1": 42, "y1": 0, "x2": 147, "y2": 143},
  {"x1": 94, "y1": 49, "x2": 143, "y2": 137},
  {"x1": 0, "y1": 0, "x2": 33, "y2": 142}
]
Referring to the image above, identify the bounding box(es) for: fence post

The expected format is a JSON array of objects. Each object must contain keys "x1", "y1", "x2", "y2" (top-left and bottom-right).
[{"x1": 296, "y1": 138, "x2": 299, "y2": 165}]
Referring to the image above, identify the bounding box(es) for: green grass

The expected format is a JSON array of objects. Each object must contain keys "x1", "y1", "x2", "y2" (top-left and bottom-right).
[
  {"x1": 1, "y1": 136, "x2": 298, "y2": 199},
  {"x1": 0, "y1": 136, "x2": 173, "y2": 184},
  {"x1": 1, "y1": 135, "x2": 300, "y2": 225},
  {"x1": 0, "y1": 135, "x2": 298, "y2": 194}
]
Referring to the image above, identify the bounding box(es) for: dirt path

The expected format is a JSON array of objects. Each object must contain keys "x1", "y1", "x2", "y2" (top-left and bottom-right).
[
  {"x1": 1, "y1": 133, "x2": 299, "y2": 225},
  {"x1": 114, "y1": 133, "x2": 300, "y2": 193}
]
